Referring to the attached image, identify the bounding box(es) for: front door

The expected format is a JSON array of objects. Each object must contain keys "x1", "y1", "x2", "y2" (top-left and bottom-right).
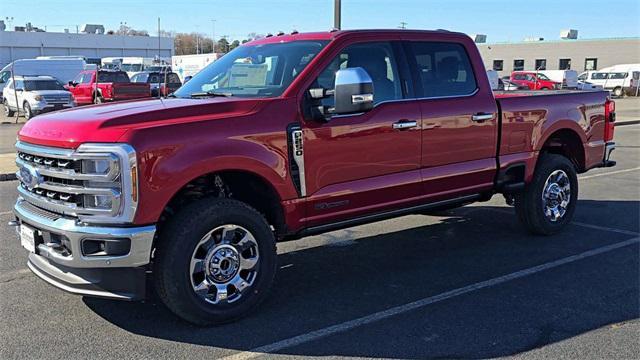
[
  {"x1": 403, "y1": 40, "x2": 498, "y2": 201},
  {"x1": 302, "y1": 41, "x2": 422, "y2": 227}
]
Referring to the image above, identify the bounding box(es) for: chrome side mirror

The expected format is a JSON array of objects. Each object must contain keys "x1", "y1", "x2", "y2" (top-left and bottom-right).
[{"x1": 334, "y1": 67, "x2": 374, "y2": 115}]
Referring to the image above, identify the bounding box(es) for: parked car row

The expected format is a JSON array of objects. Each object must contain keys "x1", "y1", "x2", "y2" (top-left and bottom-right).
[{"x1": 1, "y1": 58, "x2": 183, "y2": 119}]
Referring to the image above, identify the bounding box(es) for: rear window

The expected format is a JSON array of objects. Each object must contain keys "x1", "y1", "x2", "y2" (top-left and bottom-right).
[
  {"x1": 408, "y1": 42, "x2": 477, "y2": 97},
  {"x1": 97, "y1": 72, "x2": 130, "y2": 83}
]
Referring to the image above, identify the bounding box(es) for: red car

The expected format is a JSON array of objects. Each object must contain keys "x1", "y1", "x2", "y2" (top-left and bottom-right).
[
  {"x1": 510, "y1": 71, "x2": 561, "y2": 90},
  {"x1": 67, "y1": 70, "x2": 150, "y2": 105},
  {"x1": 13, "y1": 29, "x2": 615, "y2": 325}
]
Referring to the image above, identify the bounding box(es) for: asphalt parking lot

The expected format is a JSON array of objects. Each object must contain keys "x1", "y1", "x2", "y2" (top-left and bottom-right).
[{"x1": 1, "y1": 126, "x2": 639, "y2": 359}]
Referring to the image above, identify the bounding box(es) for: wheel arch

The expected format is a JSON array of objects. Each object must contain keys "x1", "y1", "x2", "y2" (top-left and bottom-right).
[
  {"x1": 156, "y1": 168, "x2": 288, "y2": 239},
  {"x1": 537, "y1": 127, "x2": 586, "y2": 173}
]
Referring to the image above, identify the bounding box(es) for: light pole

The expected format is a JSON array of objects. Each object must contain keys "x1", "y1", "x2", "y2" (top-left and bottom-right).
[{"x1": 334, "y1": 0, "x2": 341, "y2": 30}]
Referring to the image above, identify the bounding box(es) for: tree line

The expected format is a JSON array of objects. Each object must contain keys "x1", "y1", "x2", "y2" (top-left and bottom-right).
[{"x1": 106, "y1": 25, "x2": 264, "y2": 55}]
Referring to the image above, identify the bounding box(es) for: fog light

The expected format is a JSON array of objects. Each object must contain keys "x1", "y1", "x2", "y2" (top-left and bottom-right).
[
  {"x1": 83, "y1": 194, "x2": 113, "y2": 209},
  {"x1": 82, "y1": 238, "x2": 130, "y2": 256}
]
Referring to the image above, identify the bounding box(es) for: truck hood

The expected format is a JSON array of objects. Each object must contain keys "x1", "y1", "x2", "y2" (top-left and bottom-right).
[{"x1": 18, "y1": 97, "x2": 263, "y2": 149}]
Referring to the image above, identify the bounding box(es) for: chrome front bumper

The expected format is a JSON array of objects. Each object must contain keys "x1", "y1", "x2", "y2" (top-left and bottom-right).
[{"x1": 13, "y1": 197, "x2": 155, "y2": 300}]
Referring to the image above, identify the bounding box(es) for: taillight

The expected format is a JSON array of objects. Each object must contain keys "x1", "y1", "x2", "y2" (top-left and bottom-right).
[{"x1": 604, "y1": 98, "x2": 616, "y2": 142}]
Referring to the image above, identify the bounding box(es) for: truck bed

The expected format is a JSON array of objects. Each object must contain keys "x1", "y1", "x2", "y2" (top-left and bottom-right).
[{"x1": 495, "y1": 89, "x2": 610, "y2": 180}]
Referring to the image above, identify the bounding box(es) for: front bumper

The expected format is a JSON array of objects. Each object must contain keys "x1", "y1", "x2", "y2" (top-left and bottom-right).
[
  {"x1": 31, "y1": 102, "x2": 74, "y2": 112},
  {"x1": 13, "y1": 198, "x2": 155, "y2": 300}
]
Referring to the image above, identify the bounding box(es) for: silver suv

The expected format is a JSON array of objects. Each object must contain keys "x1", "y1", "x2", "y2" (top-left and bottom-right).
[{"x1": 3, "y1": 75, "x2": 74, "y2": 120}]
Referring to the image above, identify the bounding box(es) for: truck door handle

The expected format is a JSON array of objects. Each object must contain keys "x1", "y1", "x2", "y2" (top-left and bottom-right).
[
  {"x1": 392, "y1": 120, "x2": 418, "y2": 130},
  {"x1": 472, "y1": 113, "x2": 494, "y2": 122}
]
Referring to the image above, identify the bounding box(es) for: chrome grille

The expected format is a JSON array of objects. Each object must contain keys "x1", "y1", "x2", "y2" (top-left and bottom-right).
[
  {"x1": 42, "y1": 94, "x2": 71, "y2": 104},
  {"x1": 15, "y1": 141, "x2": 137, "y2": 224}
]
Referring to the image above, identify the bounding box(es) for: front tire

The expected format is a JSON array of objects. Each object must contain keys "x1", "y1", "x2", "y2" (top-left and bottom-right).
[
  {"x1": 514, "y1": 154, "x2": 578, "y2": 235},
  {"x1": 23, "y1": 102, "x2": 33, "y2": 120},
  {"x1": 153, "y1": 198, "x2": 277, "y2": 325}
]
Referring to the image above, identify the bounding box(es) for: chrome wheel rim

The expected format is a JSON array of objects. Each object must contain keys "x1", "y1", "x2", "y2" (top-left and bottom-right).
[
  {"x1": 190, "y1": 224, "x2": 260, "y2": 304},
  {"x1": 541, "y1": 170, "x2": 571, "y2": 222}
]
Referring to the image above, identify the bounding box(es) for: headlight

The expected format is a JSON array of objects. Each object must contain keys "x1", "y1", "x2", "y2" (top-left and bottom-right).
[
  {"x1": 34, "y1": 95, "x2": 43, "y2": 101},
  {"x1": 75, "y1": 143, "x2": 138, "y2": 224}
]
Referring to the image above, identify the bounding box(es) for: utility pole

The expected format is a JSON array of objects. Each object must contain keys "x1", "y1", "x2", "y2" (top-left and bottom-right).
[
  {"x1": 399, "y1": 21, "x2": 407, "y2": 29},
  {"x1": 334, "y1": 0, "x2": 341, "y2": 30}
]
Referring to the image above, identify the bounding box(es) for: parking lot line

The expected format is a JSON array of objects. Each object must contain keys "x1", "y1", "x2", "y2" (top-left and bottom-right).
[
  {"x1": 221, "y1": 237, "x2": 639, "y2": 360},
  {"x1": 579, "y1": 166, "x2": 640, "y2": 180}
]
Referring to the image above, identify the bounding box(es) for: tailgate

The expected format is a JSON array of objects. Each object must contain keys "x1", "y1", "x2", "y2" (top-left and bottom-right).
[{"x1": 112, "y1": 83, "x2": 150, "y2": 98}]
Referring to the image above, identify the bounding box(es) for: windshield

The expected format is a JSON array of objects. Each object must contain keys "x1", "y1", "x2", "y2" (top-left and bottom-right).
[
  {"x1": 24, "y1": 80, "x2": 65, "y2": 91},
  {"x1": 536, "y1": 73, "x2": 551, "y2": 80},
  {"x1": 174, "y1": 40, "x2": 328, "y2": 98}
]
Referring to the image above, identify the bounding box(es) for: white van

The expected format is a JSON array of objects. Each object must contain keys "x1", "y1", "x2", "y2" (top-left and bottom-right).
[
  {"x1": 538, "y1": 70, "x2": 578, "y2": 89},
  {"x1": 0, "y1": 59, "x2": 87, "y2": 97},
  {"x1": 580, "y1": 64, "x2": 640, "y2": 96}
]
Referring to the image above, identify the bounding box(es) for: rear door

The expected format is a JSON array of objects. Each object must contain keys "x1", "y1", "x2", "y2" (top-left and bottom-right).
[
  {"x1": 302, "y1": 40, "x2": 423, "y2": 226},
  {"x1": 403, "y1": 39, "x2": 498, "y2": 200}
]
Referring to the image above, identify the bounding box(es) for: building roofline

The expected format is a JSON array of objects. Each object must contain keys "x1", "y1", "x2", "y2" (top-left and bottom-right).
[{"x1": 478, "y1": 36, "x2": 640, "y2": 46}]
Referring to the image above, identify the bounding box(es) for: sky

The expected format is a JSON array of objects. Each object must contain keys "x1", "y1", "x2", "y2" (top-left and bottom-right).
[{"x1": 2, "y1": 0, "x2": 639, "y2": 43}]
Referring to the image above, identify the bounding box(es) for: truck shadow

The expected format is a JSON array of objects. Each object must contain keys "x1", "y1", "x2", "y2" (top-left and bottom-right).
[{"x1": 84, "y1": 199, "x2": 639, "y2": 359}]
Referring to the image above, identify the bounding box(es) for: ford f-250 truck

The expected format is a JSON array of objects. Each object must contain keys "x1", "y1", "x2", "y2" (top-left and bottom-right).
[
  {"x1": 67, "y1": 70, "x2": 150, "y2": 105},
  {"x1": 11, "y1": 30, "x2": 616, "y2": 325}
]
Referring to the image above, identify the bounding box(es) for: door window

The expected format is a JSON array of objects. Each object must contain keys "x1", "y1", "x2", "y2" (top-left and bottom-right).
[
  {"x1": 0, "y1": 71, "x2": 10, "y2": 84},
  {"x1": 315, "y1": 42, "x2": 403, "y2": 105},
  {"x1": 81, "y1": 73, "x2": 92, "y2": 84},
  {"x1": 407, "y1": 41, "x2": 477, "y2": 98}
]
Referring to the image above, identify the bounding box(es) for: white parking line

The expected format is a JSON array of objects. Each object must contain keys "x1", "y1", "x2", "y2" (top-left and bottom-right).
[
  {"x1": 579, "y1": 166, "x2": 640, "y2": 180},
  {"x1": 0, "y1": 210, "x2": 13, "y2": 217},
  {"x1": 221, "y1": 237, "x2": 639, "y2": 360}
]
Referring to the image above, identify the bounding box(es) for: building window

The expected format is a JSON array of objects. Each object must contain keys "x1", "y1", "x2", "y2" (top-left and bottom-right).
[
  {"x1": 513, "y1": 59, "x2": 525, "y2": 71},
  {"x1": 585, "y1": 58, "x2": 598, "y2": 71},
  {"x1": 535, "y1": 59, "x2": 547, "y2": 70},
  {"x1": 493, "y1": 60, "x2": 503, "y2": 71},
  {"x1": 559, "y1": 58, "x2": 572, "y2": 70}
]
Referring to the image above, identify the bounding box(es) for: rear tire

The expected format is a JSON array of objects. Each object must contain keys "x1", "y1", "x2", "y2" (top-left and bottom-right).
[
  {"x1": 3, "y1": 99, "x2": 15, "y2": 117},
  {"x1": 514, "y1": 154, "x2": 578, "y2": 235},
  {"x1": 153, "y1": 198, "x2": 277, "y2": 325}
]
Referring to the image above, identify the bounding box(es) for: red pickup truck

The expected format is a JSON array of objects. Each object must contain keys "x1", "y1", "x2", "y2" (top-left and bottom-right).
[
  {"x1": 12, "y1": 30, "x2": 616, "y2": 325},
  {"x1": 67, "y1": 70, "x2": 150, "y2": 105},
  {"x1": 511, "y1": 71, "x2": 561, "y2": 90}
]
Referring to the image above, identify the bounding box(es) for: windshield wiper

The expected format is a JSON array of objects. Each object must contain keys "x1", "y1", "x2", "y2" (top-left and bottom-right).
[{"x1": 190, "y1": 90, "x2": 234, "y2": 98}]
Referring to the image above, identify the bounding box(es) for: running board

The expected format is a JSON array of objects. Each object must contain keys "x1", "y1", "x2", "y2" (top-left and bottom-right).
[{"x1": 296, "y1": 194, "x2": 482, "y2": 238}]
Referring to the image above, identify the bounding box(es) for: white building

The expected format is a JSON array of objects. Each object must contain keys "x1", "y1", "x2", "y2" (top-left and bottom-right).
[{"x1": 0, "y1": 30, "x2": 173, "y2": 68}]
